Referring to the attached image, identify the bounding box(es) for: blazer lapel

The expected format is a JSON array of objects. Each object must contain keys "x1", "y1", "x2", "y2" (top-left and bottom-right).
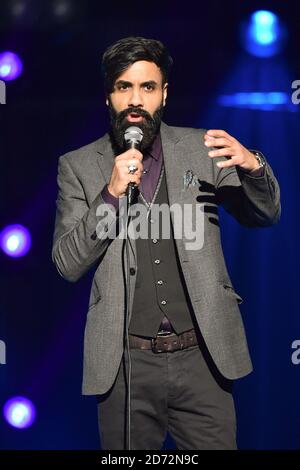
[
  {"x1": 160, "y1": 121, "x2": 190, "y2": 205},
  {"x1": 160, "y1": 122, "x2": 191, "y2": 262},
  {"x1": 96, "y1": 132, "x2": 115, "y2": 184}
]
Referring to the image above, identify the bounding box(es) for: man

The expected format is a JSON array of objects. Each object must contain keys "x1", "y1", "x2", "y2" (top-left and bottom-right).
[{"x1": 52, "y1": 36, "x2": 281, "y2": 450}]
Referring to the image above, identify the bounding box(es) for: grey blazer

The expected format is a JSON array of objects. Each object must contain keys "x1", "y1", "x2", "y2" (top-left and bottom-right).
[{"x1": 52, "y1": 121, "x2": 281, "y2": 395}]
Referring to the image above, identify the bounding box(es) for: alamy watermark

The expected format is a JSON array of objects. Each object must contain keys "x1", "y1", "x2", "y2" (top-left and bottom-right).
[
  {"x1": 95, "y1": 201, "x2": 205, "y2": 251},
  {"x1": 291, "y1": 340, "x2": 300, "y2": 365},
  {"x1": 291, "y1": 80, "x2": 300, "y2": 105},
  {"x1": 0, "y1": 339, "x2": 6, "y2": 365},
  {"x1": 0, "y1": 80, "x2": 6, "y2": 104}
]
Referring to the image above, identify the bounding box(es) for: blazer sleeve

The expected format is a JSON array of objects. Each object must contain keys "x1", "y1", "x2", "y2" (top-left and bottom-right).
[
  {"x1": 52, "y1": 154, "x2": 119, "y2": 282},
  {"x1": 213, "y1": 153, "x2": 281, "y2": 227}
]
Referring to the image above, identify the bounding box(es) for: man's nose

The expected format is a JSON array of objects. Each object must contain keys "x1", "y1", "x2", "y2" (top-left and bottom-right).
[{"x1": 128, "y1": 87, "x2": 143, "y2": 108}]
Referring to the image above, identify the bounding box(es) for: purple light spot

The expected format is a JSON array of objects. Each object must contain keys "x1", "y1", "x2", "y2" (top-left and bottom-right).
[
  {"x1": 0, "y1": 52, "x2": 23, "y2": 81},
  {"x1": 0, "y1": 224, "x2": 31, "y2": 257},
  {"x1": 3, "y1": 397, "x2": 36, "y2": 429}
]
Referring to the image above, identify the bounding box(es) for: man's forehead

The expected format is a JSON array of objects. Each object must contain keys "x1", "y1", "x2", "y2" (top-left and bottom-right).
[{"x1": 115, "y1": 60, "x2": 163, "y2": 82}]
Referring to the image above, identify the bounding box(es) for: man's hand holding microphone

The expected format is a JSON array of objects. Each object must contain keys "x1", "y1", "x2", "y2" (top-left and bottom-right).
[
  {"x1": 107, "y1": 126, "x2": 144, "y2": 204},
  {"x1": 107, "y1": 148, "x2": 143, "y2": 198}
]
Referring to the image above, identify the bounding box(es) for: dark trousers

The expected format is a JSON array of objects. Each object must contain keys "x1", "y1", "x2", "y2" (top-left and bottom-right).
[{"x1": 97, "y1": 342, "x2": 237, "y2": 450}]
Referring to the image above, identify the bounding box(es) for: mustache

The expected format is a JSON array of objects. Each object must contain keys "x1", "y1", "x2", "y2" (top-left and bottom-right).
[{"x1": 117, "y1": 107, "x2": 154, "y2": 123}]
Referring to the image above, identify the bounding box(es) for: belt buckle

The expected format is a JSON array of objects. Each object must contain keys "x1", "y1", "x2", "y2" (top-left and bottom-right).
[
  {"x1": 151, "y1": 335, "x2": 183, "y2": 353},
  {"x1": 157, "y1": 329, "x2": 172, "y2": 336},
  {"x1": 151, "y1": 338, "x2": 163, "y2": 354}
]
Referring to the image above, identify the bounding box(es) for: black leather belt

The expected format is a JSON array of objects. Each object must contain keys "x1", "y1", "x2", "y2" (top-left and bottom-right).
[{"x1": 129, "y1": 328, "x2": 198, "y2": 353}]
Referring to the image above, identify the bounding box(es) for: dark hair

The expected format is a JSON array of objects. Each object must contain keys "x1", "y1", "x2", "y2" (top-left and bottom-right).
[{"x1": 101, "y1": 36, "x2": 173, "y2": 96}]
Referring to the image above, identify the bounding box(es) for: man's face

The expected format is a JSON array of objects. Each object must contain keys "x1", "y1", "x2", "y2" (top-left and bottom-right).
[{"x1": 107, "y1": 60, "x2": 168, "y2": 152}]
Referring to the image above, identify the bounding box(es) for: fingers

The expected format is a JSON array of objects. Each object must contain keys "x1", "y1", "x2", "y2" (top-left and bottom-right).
[
  {"x1": 204, "y1": 130, "x2": 239, "y2": 168},
  {"x1": 205, "y1": 129, "x2": 236, "y2": 143},
  {"x1": 204, "y1": 130, "x2": 257, "y2": 171},
  {"x1": 215, "y1": 156, "x2": 240, "y2": 168},
  {"x1": 117, "y1": 149, "x2": 143, "y2": 161},
  {"x1": 127, "y1": 173, "x2": 142, "y2": 184},
  {"x1": 204, "y1": 131, "x2": 236, "y2": 160},
  {"x1": 204, "y1": 137, "x2": 232, "y2": 149},
  {"x1": 124, "y1": 160, "x2": 144, "y2": 176},
  {"x1": 208, "y1": 147, "x2": 236, "y2": 158},
  {"x1": 115, "y1": 158, "x2": 143, "y2": 175},
  {"x1": 207, "y1": 146, "x2": 242, "y2": 168},
  {"x1": 127, "y1": 158, "x2": 143, "y2": 169},
  {"x1": 115, "y1": 149, "x2": 144, "y2": 175}
]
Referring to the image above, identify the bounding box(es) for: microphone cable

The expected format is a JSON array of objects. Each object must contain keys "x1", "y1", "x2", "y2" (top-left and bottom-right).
[
  {"x1": 123, "y1": 193, "x2": 133, "y2": 451},
  {"x1": 122, "y1": 126, "x2": 143, "y2": 450}
]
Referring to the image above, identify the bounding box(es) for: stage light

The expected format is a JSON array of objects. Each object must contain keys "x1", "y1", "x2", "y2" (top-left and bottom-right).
[
  {"x1": 11, "y1": 0, "x2": 27, "y2": 18},
  {"x1": 0, "y1": 224, "x2": 31, "y2": 258},
  {"x1": 53, "y1": 0, "x2": 72, "y2": 18},
  {"x1": 3, "y1": 397, "x2": 36, "y2": 429},
  {"x1": 242, "y1": 10, "x2": 286, "y2": 57},
  {"x1": 218, "y1": 92, "x2": 293, "y2": 111},
  {"x1": 0, "y1": 52, "x2": 23, "y2": 81}
]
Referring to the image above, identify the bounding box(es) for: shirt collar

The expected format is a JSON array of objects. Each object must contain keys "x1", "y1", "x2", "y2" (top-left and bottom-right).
[{"x1": 145, "y1": 132, "x2": 162, "y2": 161}]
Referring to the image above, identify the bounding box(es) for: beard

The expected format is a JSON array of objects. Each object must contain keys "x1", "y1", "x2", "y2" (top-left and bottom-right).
[{"x1": 108, "y1": 99, "x2": 165, "y2": 154}]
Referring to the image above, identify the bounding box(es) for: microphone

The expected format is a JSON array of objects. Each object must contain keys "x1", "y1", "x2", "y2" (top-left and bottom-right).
[{"x1": 124, "y1": 126, "x2": 143, "y2": 204}]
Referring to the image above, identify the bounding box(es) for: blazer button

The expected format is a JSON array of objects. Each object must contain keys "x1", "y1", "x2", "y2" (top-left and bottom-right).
[{"x1": 130, "y1": 267, "x2": 136, "y2": 275}]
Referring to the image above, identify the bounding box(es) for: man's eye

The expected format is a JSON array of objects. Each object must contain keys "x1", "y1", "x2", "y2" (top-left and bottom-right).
[
  {"x1": 115, "y1": 84, "x2": 129, "y2": 91},
  {"x1": 144, "y1": 85, "x2": 154, "y2": 91}
]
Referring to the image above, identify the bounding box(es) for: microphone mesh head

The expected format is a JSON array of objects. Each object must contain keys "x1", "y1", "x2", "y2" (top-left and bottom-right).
[{"x1": 124, "y1": 126, "x2": 143, "y2": 146}]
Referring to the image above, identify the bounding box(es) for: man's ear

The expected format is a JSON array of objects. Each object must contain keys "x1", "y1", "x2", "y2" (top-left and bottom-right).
[
  {"x1": 163, "y1": 83, "x2": 168, "y2": 106},
  {"x1": 105, "y1": 98, "x2": 109, "y2": 106}
]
